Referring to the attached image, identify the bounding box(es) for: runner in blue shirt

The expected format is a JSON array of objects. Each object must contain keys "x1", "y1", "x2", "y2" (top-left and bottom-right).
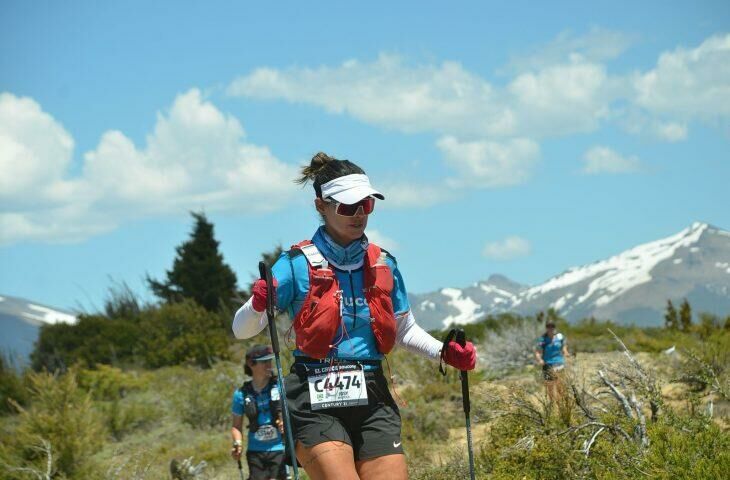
[
  {"x1": 534, "y1": 320, "x2": 570, "y2": 402},
  {"x1": 233, "y1": 152, "x2": 477, "y2": 480},
  {"x1": 231, "y1": 345, "x2": 286, "y2": 480}
]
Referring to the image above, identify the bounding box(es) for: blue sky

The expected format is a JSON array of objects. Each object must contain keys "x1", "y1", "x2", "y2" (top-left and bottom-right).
[{"x1": 1, "y1": 1, "x2": 729, "y2": 311}]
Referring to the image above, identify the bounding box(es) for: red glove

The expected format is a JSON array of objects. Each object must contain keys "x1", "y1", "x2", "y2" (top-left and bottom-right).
[
  {"x1": 251, "y1": 278, "x2": 277, "y2": 312},
  {"x1": 442, "y1": 340, "x2": 477, "y2": 371}
]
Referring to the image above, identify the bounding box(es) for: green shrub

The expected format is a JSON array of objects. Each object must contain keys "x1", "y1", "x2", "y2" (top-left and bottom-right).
[
  {"x1": 139, "y1": 300, "x2": 231, "y2": 369},
  {"x1": 0, "y1": 354, "x2": 28, "y2": 415},
  {"x1": 77, "y1": 364, "x2": 145, "y2": 401},
  {"x1": 102, "y1": 396, "x2": 162, "y2": 441},
  {"x1": 31, "y1": 314, "x2": 143, "y2": 371},
  {"x1": 0, "y1": 368, "x2": 106, "y2": 479},
  {"x1": 171, "y1": 364, "x2": 237, "y2": 429}
]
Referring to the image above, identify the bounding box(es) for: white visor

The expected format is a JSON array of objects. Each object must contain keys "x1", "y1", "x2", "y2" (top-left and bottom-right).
[{"x1": 320, "y1": 174, "x2": 385, "y2": 204}]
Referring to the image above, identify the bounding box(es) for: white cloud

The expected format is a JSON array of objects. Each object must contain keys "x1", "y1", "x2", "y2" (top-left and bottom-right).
[
  {"x1": 505, "y1": 27, "x2": 637, "y2": 73},
  {"x1": 0, "y1": 89, "x2": 297, "y2": 245},
  {"x1": 228, "y1": 54, "x2": 511, "y2": 138},
  {"x1": 366, "y1": 229, "x2": 399, "y2": 252},
  {"x1": 654, "y1": 121, "x2": 688, "y2": 142},
  {"x1": 228, "y1": 53, "x2": 620, "y2": 140},
  {"x1": 228, "y1": 32, "x2": 730, "y2": 150},
  {"x1": 437, "y1": 136, "x2": 540, "y2": 187},
  {"x1": 226, "y1": 48, "x2": 615, "y2": 188},
  {"x1": 619, "y1": 110, "x2": 688, "y2": 142},
  {"x1": 483, "y1": 236, "x2": 531, "y2": 261},
  {"x1": 583, "y1": 146, "x2": 641, "y2": 174},
  {"x1": 0, "y1": 93, "x2": 74, "y2": 204},
  {"x1": 507, "y1": 56, "x2": 619, "y2": 136},
  {"x1": 633, "y1": 33, "x2": 730, "y2": 121}
]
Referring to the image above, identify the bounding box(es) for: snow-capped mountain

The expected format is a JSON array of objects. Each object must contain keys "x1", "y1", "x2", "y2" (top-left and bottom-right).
[
  {"x1": 0, "y1": 295, "x2": 76, "y2": 365},
  {"x1": 409, "y1": 274, "x2": 527, "y2": 330},
  {"x1": 410, "y1": 223, "x2": 730, "y2": 329}
]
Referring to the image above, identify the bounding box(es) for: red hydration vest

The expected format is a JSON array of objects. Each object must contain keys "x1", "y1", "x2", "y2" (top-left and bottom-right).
[{"x1": 290, "y1": 240, "x2": 397, "y2": 359}]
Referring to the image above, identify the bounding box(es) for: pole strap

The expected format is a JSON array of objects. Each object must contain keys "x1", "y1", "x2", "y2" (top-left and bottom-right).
[{"x1": 439, "y1": 328, "x2": 457, "y2": 376}]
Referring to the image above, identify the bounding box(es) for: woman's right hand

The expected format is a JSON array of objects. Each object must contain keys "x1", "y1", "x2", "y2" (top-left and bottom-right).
[
  {"x1": 251, "y1": 278, "x2": 278, "y2": 312},
  {"x1": 231, "y1": 444, "x2": 242, "y2": 460}
]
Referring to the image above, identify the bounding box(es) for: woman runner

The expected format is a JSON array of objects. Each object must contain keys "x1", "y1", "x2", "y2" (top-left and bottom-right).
[
  {"x1": 232, "y1": 152, "x2": 476, "y2": 480},
  {"x1": 231, "y1": 344, "x2": 287, "y2": 480}
]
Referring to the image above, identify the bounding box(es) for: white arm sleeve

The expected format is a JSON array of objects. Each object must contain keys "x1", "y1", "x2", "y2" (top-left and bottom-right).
[
  {"x1": 232, "y1": 297, "x2": 268, "y2": 339},
  {"x1": 395, "y1": 310, "x2": 442, "y2": 360}
]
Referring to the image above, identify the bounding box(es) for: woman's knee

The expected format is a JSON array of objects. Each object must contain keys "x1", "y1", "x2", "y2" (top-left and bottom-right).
[
  {"x1": 356, "y1": 453, "x2": 408, "y2": 480},
  {"x1": 296, "y1": 441, "x2": 359, "y2": 480}
]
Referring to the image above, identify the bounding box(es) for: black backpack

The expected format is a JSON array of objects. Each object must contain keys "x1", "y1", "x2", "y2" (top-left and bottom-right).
[{"x1": 239, "y1": 377, "x2": 282, "y2": 432}]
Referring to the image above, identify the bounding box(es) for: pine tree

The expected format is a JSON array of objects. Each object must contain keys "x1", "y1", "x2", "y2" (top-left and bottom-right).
[
  {"x1": 679, "y1": 299, "x2": 692, "y2": 331},
  {"x1": 147, "y1": 212, "x2": 238, "y2": 312},
  {"x1": 664, "y1": 300, "x2": 679, "y2": 330}
]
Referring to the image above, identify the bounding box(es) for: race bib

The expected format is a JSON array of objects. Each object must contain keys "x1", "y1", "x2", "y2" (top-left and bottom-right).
[
  {"x1": 307, "y1": 364, "x2": 368, "y2": 411},
  {"x1": 253, "y1": 424, "x2": 279, "y2": 442}
]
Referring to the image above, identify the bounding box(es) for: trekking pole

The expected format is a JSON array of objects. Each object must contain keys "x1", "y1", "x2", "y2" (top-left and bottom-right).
[
  {"x1": 259, "y1": 262, "x2": 300, "y2": 480},
  {"x1": 237, "y1": 459, "x2": 245, "y2": 480},
  {"x1": 456, "y1": 329, "x2": 476, "y2": 480},
  {"x1": 440, "y1": 328, "x2": 476, "y2": 480}
]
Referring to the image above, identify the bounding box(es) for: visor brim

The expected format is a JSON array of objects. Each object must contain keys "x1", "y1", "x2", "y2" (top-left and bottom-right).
[
  {"x1": 329, "y1": 186, "x2": 385, "y2": 204},
  {"x1": 252, "y1": 353, "x2": 275, "y2": 361}
]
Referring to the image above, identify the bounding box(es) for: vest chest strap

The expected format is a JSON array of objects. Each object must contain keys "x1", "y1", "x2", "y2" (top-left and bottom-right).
[{"x1": 299, "y1": 243, "x2": 328, "y2": 269}]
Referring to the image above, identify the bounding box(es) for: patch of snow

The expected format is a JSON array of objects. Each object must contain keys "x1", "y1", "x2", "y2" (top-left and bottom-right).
[
  {"x1": 440, "y1": 288, "x2": 483, "y2": 326},
  {"x1": 690, "y1": 247, "x2": 700, "y2": 253},
  {"x1": 22, "y1": 304, "x2": 77, "y2": 325},
  {"x1": 521, "y1": 223, "x2": 708, "y2": 307},
  {"x1": 479, "y1": 284, "x2": 518, "y2": 301},
  {"x1": 716, "y1": 262, "x2": 730, "y2": 274},
  {"x1": 0, "y1": 296, "x2": 4, "y2": 302},
  {"x1": 673, "y1": 258, "x2": 682, "y2": 265},
  {"x1": 551, "y1": 293, "x2": 575, "y2": 311},
  {"x1": 420, "y1": 300, "x2": 436, "y2": 311}
]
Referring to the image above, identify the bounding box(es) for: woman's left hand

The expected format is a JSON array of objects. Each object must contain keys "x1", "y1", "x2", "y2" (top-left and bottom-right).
[{"x1": 443, "y1": 341, "x2": 477, "y2": 371}]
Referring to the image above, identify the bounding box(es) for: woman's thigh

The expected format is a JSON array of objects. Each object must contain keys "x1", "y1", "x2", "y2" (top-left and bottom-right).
[
  {"x1": 296, "y1": 440, "x2": 359, "y2": 480},
  {"x1": 356, "y1": 453, "x2": 408, "y2": 480}
]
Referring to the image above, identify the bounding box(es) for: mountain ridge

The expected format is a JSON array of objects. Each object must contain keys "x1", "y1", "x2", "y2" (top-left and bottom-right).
[{"x1": 410, "y1": 222, "x2": 730, "y2": 330}]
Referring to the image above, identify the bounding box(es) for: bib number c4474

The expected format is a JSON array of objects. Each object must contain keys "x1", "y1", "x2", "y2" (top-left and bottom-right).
[{"x1": 307, "y1": 364, "x2": 368, "y2": 410}]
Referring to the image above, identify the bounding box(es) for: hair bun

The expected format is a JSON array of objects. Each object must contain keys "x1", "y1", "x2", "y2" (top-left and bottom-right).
[
  {"x1": 311, "y1": 152, "x2": 334, "y2": 168},
  {"x1": 296, "y1": 152, "x2": 336, "y2": 185}
]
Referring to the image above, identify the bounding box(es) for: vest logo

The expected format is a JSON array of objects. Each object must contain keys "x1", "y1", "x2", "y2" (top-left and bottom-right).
[{"x1": 342, "y1": 297, "x2": 367, "y2": 307}]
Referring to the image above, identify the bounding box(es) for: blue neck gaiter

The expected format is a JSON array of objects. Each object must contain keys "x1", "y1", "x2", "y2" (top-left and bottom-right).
[{"x1": 311, "y1": 226, "x2": 368, "y2": 268}]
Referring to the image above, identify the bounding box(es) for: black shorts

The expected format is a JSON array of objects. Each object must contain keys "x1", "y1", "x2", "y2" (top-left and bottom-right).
[
  {"x1": 246, "y1": 450, "x2": 286, "y2": 480},
  {"x1": 542, "y1": 364, "x2": 565, "y2": 381},
  {"x1": 284, "y1": 361, "x2": 403, "y2": 461}
]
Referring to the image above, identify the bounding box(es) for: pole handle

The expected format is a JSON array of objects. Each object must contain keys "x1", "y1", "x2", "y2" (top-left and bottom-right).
[
  {"x1": 258, "y1": 261, "x2": 280, "y2": 355},
  {"x1": 455, "y1": 329, "x2": 471, "y2": 415}
]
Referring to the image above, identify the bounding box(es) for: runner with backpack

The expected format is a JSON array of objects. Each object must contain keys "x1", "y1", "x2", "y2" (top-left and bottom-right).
[
  {"x1": 232, "y1": 152, "x2": 477, "y2": 480},
  {"x1": 534, "y1": 320, "x2": 570, "y2": 403},
  {"x1": 231, "y1": 344, "x2": 287, "y2": 480}
]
